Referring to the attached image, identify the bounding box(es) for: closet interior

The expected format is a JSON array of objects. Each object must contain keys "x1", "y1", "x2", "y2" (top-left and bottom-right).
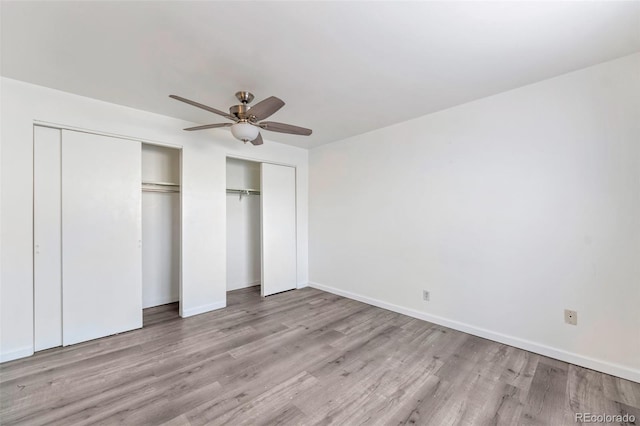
[
  {"x1": 226, "y1": 158, "x2": 262, "y2": 293},
  {"x1": 141, "y1": 144, "x2": 181, "y2": 320}
]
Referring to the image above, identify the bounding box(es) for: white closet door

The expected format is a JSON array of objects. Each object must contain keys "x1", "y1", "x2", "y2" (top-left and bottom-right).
[
  {"x1": 34, "y1": 126, "x2": 62, "y2": 351},
  {"x1": 61, "y1": 130, "x2": 142, "y2": 345},
  {"x1": 261, "y1": 163, "x2": 297, "y2": 296}
]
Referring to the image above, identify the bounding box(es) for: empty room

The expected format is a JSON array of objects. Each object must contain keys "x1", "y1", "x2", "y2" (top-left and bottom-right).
[{"x1": 1, "y1": 1, "x2": 639, "y2": 425}]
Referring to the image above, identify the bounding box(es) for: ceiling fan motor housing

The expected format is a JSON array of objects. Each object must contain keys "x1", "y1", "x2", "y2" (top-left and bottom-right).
[{"x1": 230, "y1": 104, "x2": 252, "y2": 120}]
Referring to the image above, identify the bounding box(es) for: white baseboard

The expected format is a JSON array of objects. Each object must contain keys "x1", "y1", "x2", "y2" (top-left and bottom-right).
[
  {"x1": 1, "y1": 346, "x2": 34, "y2": 363},
  {"x1": 309, "y1": 282, "x2": 640, "y2": 383},
  {"x1": 181, "y1": 300, "x2": 226, "y2": 318},
  {"x1": 227, "y1": 281, "x2": 261, "y2": 292},
  {"x1": 143, "y1": 296, "x2": 180, "y2": 309},
  {"x1": 297, "y1": 282, "x2": 309, "y2": 289}
]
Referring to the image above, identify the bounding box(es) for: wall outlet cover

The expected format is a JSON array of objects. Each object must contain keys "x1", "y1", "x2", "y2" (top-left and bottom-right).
[
  {"x1": 423, "y1": 290, "x2": 430, "y2": 301},
  {"x1": 564, "y1": 309, "x2": 578, "y2": 326}
]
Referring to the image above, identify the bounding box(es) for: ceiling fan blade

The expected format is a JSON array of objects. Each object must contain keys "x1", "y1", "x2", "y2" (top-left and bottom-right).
[
  {"x1": 183, "y1": 123, "x2": 232, "y2": 131},
  {"x1": 250, "y1": 133, "x2": 264, "y2": 146},
  {"x1": 259, "y1": 121, "x2": 312, "y2": 136},
  {"x1": 169, "y1": 95, "x2": 236, "y2": 120},
  {"x1": 247, "y1": 96, "x2": 285, "y2": 121}
]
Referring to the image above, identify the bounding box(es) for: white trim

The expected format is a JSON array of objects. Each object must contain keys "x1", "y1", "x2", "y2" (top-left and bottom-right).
[
  {"x1": 225, "y1": 154, "x2": 297, "y2": 169},
  {"x1": 33, "y1": 120, "x2": 184, "y2": 149},
  {"x1": 309, "y1": 282, "x2": 640, "y2": 383},
  {"x1": 227, "y1": 281, "x2": 261, "y2": 292},
  {"x1": 1, "y1": 346, "x2": 34, "y2": 363},
  {"x1": 181, "y1": 301, "x2": 226, "y2": 318},
  {"x1": 143, "y1": 297, "x2": 180, "y2": 310},
  {"x1": 297, "y1": 282, "x2": 309, "y2": 289}
]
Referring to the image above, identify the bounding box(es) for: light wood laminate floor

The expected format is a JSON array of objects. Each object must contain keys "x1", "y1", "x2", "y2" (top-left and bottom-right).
[{"x1": 1, "y1": 287, "x2": 639, "y2": 425}]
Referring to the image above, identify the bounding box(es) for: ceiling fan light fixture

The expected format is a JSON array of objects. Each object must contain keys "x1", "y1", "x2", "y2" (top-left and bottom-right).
[{"x1": 230, "y1": 122, "x2": 259, "y2": 142}]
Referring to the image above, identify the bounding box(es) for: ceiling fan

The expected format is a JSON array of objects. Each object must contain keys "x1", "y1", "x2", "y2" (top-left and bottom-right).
[{"x1": 169, "y1": 91, "x2": 312, "y2": 145}]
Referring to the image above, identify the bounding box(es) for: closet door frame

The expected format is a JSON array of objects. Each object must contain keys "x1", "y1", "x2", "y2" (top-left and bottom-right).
[
  {"x1": 32, "y1": 123, "x2": 185, "y2": 350},
  {"x1": 225, "y1": 155, "x2": 299, "y2": 299}
]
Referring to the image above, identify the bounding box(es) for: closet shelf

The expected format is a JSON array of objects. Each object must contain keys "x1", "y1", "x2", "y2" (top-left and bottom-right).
[{"x1": 142, "y1": 181, "x2": 180, "y2": 193}]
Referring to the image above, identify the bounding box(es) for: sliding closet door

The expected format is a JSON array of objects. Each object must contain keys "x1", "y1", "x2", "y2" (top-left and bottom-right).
[
  {"x1": 61, "y1": 130, "x2": 142, "y2": 345},
  {"x1": 34, "y1": 126, "x2": 62, "y2": 351},
  {"x1": 261, "y1": 163, "x2": 297, "y2": 296}
]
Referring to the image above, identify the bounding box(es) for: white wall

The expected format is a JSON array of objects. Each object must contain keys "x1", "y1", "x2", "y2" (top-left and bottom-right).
[
  {"x1": 226, "y1": 158, "x2": 261, "y2": 291},
  {"x1": 309, "y1": 53, "x2": 640, "y2": 382},
  {"x1": 0, "y1": 78, "x2": 309, "y2": 362},
  {"x1": 142, "y1": 143, "x2": 181, "y2": 183},
  {"x1": 227, "y1": 158, "x2": 261, "y2": 191},
  {"x1": 142, "y1": 144, "x2": 181, "y2": 308}
]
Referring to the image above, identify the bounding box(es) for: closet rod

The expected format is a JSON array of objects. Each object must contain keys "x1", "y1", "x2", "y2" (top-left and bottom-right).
[{"x1": 226, "y1": 188, "x2": 260, "y2": 195}]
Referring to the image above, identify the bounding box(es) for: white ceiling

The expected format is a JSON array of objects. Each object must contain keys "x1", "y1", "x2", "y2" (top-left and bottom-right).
[{"x1": 2, "y1": 1, "x2": 639, "y2": 149}]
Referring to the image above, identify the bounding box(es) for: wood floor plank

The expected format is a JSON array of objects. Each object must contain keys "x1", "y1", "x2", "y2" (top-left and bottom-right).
[
  {"x1": 196, "y1": 371, "x2": 318, "y2": 426},
  {"x1": 603, "y1": 374, "x2": 640, "y2": 409},
  {"x1": 159, "y1": 414, "x2": 192, "y2": 426},
  {"x1": 520, "y1": 361, "x2": 570, "y2": 426},
  {"x1": 473, "y1": 381, "x2": 524, "y2": 426},
  {"x1": 256, "y1": 404, "x2": 308, "y2": 426},
  {"x1": 1, "y1": 286, "x2": 638, "y2": 425},
  {"x1": 497, "y1": 347, "x2": 540, "y2": 393}
]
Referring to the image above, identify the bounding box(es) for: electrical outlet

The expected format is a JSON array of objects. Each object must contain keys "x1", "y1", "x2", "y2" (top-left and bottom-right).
[
  {"x1": 564, "y1": 309, "x2": 577, "y2": 326},
  {"x1": 423, "y1": 290, "x2": 430, "y2": 302}
]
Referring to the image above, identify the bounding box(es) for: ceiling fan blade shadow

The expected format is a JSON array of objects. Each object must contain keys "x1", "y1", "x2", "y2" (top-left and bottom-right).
[
  {"x1": 259, "y1": 121, "x2": 312, "y2": 136},
  {"x1": 170, "y1": 95, "x2": 236, "y2": 120},
  {"x1": 250, "y1": 133, "x2": 264, "y2": 146},
  {"x1": 184, "y1": 123, "x2": 232, "y2": 131},
  {"x1": 248, "y1": 96, "x2": 285, "y2": 121}
]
